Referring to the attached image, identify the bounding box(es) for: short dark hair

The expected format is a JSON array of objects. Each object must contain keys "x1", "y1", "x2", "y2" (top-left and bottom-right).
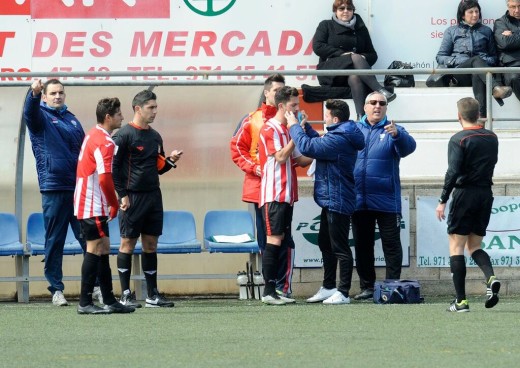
[
  {"x1": 457, "y1": 0, "x2": 481, "y2": 23},
  {"x1": 132, "y1": 90, "x2": 157, "y2": 110},
  {"x1": 325, "y1": 99, "x2": 350, "y2": 122},
  {"x1": 333, "y1": 0, "x2": 355, "y2": 12},
  {"x1": 43, "y1": 79, "x2": 63, "y2": 94},
  {"x1": 457, "y1": 97, "x2": 480, "y2": 123},
  {"x1": 264, "y1": 74, "x2": 285, "y2": 91},
  {"x1": 96, "y1": 97, "x2": 121, "y2": 123},
  {"x1": 274, "y1": 86, "x2": 299, "y2": 107}
]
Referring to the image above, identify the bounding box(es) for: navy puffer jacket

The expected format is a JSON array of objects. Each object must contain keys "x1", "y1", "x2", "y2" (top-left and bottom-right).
[
  {"x1": 23, "y1": 91, "x2": 85, "y2": 192},
  {"x1": 354, "y1": 116, "x2": 416, "y2": 214},
  {"x1": 290, "y1": 121, "x2": 365, "y2": 215}
]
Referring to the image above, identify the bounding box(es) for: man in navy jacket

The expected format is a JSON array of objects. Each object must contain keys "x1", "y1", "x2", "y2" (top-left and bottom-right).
[
  {"x1": 23, "y1": 79, "x2": 85, "y2": 306},
  {"x1": 288, "y1": 99, "x2": 365, "y2": 304},
  {"x1": 352, "y1": 91, "x2": 416, "y2": 300}
]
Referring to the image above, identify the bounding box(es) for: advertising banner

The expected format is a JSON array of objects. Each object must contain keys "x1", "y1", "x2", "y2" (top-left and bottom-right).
[
  {"x1": 417, "y1": 196, "x2": 520, "y2": 267},
  {"x1": 0, "y1": 0, "x2": 505, "y2": 83},
  {"x1": 293, "y1": 197, "x2": 410, "y2": 268}
]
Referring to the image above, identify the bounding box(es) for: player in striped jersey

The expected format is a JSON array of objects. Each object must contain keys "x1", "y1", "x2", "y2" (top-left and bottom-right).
[
  {"x1": 258, "y1": 86, "x2": 312, "y2": 305},
  {"x1": 74, "y1": 97, "x2": 135, "y2": 314}
]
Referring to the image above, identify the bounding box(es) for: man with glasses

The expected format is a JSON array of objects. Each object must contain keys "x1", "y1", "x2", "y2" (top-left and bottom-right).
[
  {"x1": 351, "y1": 91, "x2": 416, "y2": 301},
  {"x1": 494, "y1": 0, "x2": 520, "y2": 102}
]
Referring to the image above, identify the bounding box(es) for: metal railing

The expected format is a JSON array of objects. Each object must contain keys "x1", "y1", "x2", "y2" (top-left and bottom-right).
[
  {"x1": 3, "y1": 66, "x2": 520, "y2": 129},
  {"x1": 6, "y1": 67, "x2": 520, "y2": 226}
]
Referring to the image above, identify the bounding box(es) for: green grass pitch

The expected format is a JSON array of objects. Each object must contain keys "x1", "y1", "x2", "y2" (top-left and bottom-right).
[{"x1": 1, "y1": 295, "x2": 519, "y2": 368}]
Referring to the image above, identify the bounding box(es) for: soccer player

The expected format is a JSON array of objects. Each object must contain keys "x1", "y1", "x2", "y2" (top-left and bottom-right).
[
  {"x1": 436, "y1": 97, "x2": 501, "y2": 313},
  {"x1": 258, "y1": 86, "x2": 312, "y2": 305},
  {"x1": 230, "y1": 74, "x2": 297, "y2": 297},
  {"x1": 113, "y1": 90, "x2": 182, "y2": 308},
  {"x1": 74, "y1": 97, "x2": 135, "y2": 314}
]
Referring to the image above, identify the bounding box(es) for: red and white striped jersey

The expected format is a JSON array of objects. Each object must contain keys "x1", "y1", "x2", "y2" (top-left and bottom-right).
[
  {"x1": 258, "y1": 118, "x2": 298, "y2": 207},
  {"x1": 74, "y1": 125, "x2": 116, "y2": 219}
]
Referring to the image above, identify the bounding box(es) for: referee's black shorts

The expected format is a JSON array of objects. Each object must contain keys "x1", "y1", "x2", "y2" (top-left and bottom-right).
[
  {"x1": 119, "y1": 189, "x2": 163, "y2": 239},
  {"x1": 447, "y1": 186, "x2": 493, "y2": 236}
]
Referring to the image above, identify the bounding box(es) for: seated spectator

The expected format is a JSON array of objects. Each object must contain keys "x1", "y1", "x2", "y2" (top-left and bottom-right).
[
  {"x1": 313, "y1": 0, "x2": 395, "y2": 120},
  {"x1": 436, "y1": 0, "x2": 512, "y2": 118},
  {"x1": 494, "y1": 0, "x2": 520, "y2": 101}
]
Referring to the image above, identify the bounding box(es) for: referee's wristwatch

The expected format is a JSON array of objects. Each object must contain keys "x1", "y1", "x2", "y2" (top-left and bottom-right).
[{"x1": 438, "y1": 198, "x2": 445, "y2": 204}]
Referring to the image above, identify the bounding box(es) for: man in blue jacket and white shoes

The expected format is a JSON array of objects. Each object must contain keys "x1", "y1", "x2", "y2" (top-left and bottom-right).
[
  {"x1": 288, "y1": 99, "x2": 365, "y2": 304},
  {"x1": 23, "y1": 79, "x2": 86, "y2": 306},
  {"x1": 352, "y1": 91, "x2": 416, "y2": 301}
]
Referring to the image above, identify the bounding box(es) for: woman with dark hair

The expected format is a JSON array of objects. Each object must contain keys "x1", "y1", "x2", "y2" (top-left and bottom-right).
[
  {"x1": 313, "y1": 0, "x2": 395, "y2": 119},
  {"x1": 436, "y1": 0, "x2": 512, "y2": 117}
]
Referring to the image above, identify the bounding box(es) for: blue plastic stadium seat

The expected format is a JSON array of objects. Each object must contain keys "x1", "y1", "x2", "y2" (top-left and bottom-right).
[
  {"x1": 0, "y1": 213, "x2": 25, "y2": 256},
  {"x1": 158, "y1": 211, "x2": 201, "y2": 254},
  {"x1": 203, "y1": 210, "x2": 259, "y2": 253},
  {"x1": 26, "y1": 212, "x2": 83, "y2": 256}
]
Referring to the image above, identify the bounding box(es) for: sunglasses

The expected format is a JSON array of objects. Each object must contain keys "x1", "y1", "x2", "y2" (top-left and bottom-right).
[
  {"x1": 337, "y1": 6, "x2": 355, "y2": 11},
  {"x1": 367, "y1": 100, "x2": 387, "y2": 106}
]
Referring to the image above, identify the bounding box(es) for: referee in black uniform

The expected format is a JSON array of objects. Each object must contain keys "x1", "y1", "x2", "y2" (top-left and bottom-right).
[
  {"x1": 435, "y1": 97, "x2": 501, "y2": 313},
  {"x1": 113, "y1": 90, "x2": 183, "y2": 308}
]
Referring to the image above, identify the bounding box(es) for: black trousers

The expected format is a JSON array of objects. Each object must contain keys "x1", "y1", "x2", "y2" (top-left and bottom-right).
[
  {"x1": 503, "y1": 60, "x2": 520, "y2": 101},
  {"x1": 318, "y1": 208, "x2": 353, "y2": 297},
  {"x1": 456, "y1": 56, "x2": 500, "y2": 117},
  {"x1": 352, "y1": 210, "x2": 403, "y2": 290}
]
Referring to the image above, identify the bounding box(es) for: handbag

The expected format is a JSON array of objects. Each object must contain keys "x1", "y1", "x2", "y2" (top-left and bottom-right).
[
  {"x1": 384, "y1": 60, "x2": 415, "y2": 88},
  {"x1": 373, "y1": 279, "x2": 423, "y2": 304},
  {"x1": 426, "y1": 64, "x2": 457, "y2": 87}
]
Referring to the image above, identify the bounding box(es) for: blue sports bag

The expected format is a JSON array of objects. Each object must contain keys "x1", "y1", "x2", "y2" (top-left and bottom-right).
[{"x1": 373, "y1": 279, "x2": 423, "y2": 304}]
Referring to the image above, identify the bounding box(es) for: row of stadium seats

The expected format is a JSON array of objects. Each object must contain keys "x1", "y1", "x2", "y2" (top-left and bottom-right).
[{"x1": 0, "y1": 210, "x2": 260, "y2": 302}]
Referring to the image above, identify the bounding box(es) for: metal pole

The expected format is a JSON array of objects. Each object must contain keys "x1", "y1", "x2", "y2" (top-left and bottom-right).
[{"x1": 486, "y1": 72, "x2": 493, "y2": 130}]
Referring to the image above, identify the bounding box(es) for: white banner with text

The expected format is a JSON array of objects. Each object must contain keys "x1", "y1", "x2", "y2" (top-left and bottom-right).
[
  {"x1": 417, "y1": 196, "x2": 520, "y2": 267},
  {"x1": 293, "y1": 197, "x2": 410, "y2": 268},
  {"x1": 0, "y1": 0, "x2": 505, "y2": 83}
]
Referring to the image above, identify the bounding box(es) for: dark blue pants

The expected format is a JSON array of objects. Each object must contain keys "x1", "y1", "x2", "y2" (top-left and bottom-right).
[
  {"x1": 42, "y1": 191, "x2": 84, "y2": 294},
  {"x1": 352, "y1": 210, "x2": 403, "y2": 290}
]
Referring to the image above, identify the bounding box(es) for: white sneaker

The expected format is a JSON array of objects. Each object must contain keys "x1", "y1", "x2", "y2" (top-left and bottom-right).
[
  {"x1": 306, "y1": 287, "x2": 337, "y2": 303},
  {"x1": 261, "y1": 294, "x2": 286, "y2": 305},
  {"x1": 278, "y1": 295, "x2": 296, "y2": 304},
  {"x1": 92, "y1": 286, "x2": 104, "y2": 305},
  {"x1": 275, "y1": 290, "x2": 295, "y2": 303},
  {"x1": 52, "y1": 291, "x2": 68, "y2": 306},
  {"x1": 323, "y1": 291, "x2": 351, "y2": 305}
]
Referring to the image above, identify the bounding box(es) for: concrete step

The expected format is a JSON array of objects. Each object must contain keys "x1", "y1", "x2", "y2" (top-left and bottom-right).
[{"x1": 301, "y1": 87, "x2": 520, "y2": 179}]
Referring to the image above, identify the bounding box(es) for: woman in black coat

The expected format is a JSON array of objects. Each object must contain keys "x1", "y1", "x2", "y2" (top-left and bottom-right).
[{"x1": 313, "y1": 0, "x2": 395, "y2": 118}]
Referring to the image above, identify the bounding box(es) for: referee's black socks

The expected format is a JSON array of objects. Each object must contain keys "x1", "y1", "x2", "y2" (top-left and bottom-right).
[
  {"x1": 142, "y1": 252, "x2": 158, "y2": 297},
  {"x1": 117, "y1": 251, "x2": 132, "y2": 293},
  {"x1": 450, "y1": 255, "x2": 466, "y2": 303},
  {"x1": 471, "y1": 249, "x2": 494, "y2": 282}
]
